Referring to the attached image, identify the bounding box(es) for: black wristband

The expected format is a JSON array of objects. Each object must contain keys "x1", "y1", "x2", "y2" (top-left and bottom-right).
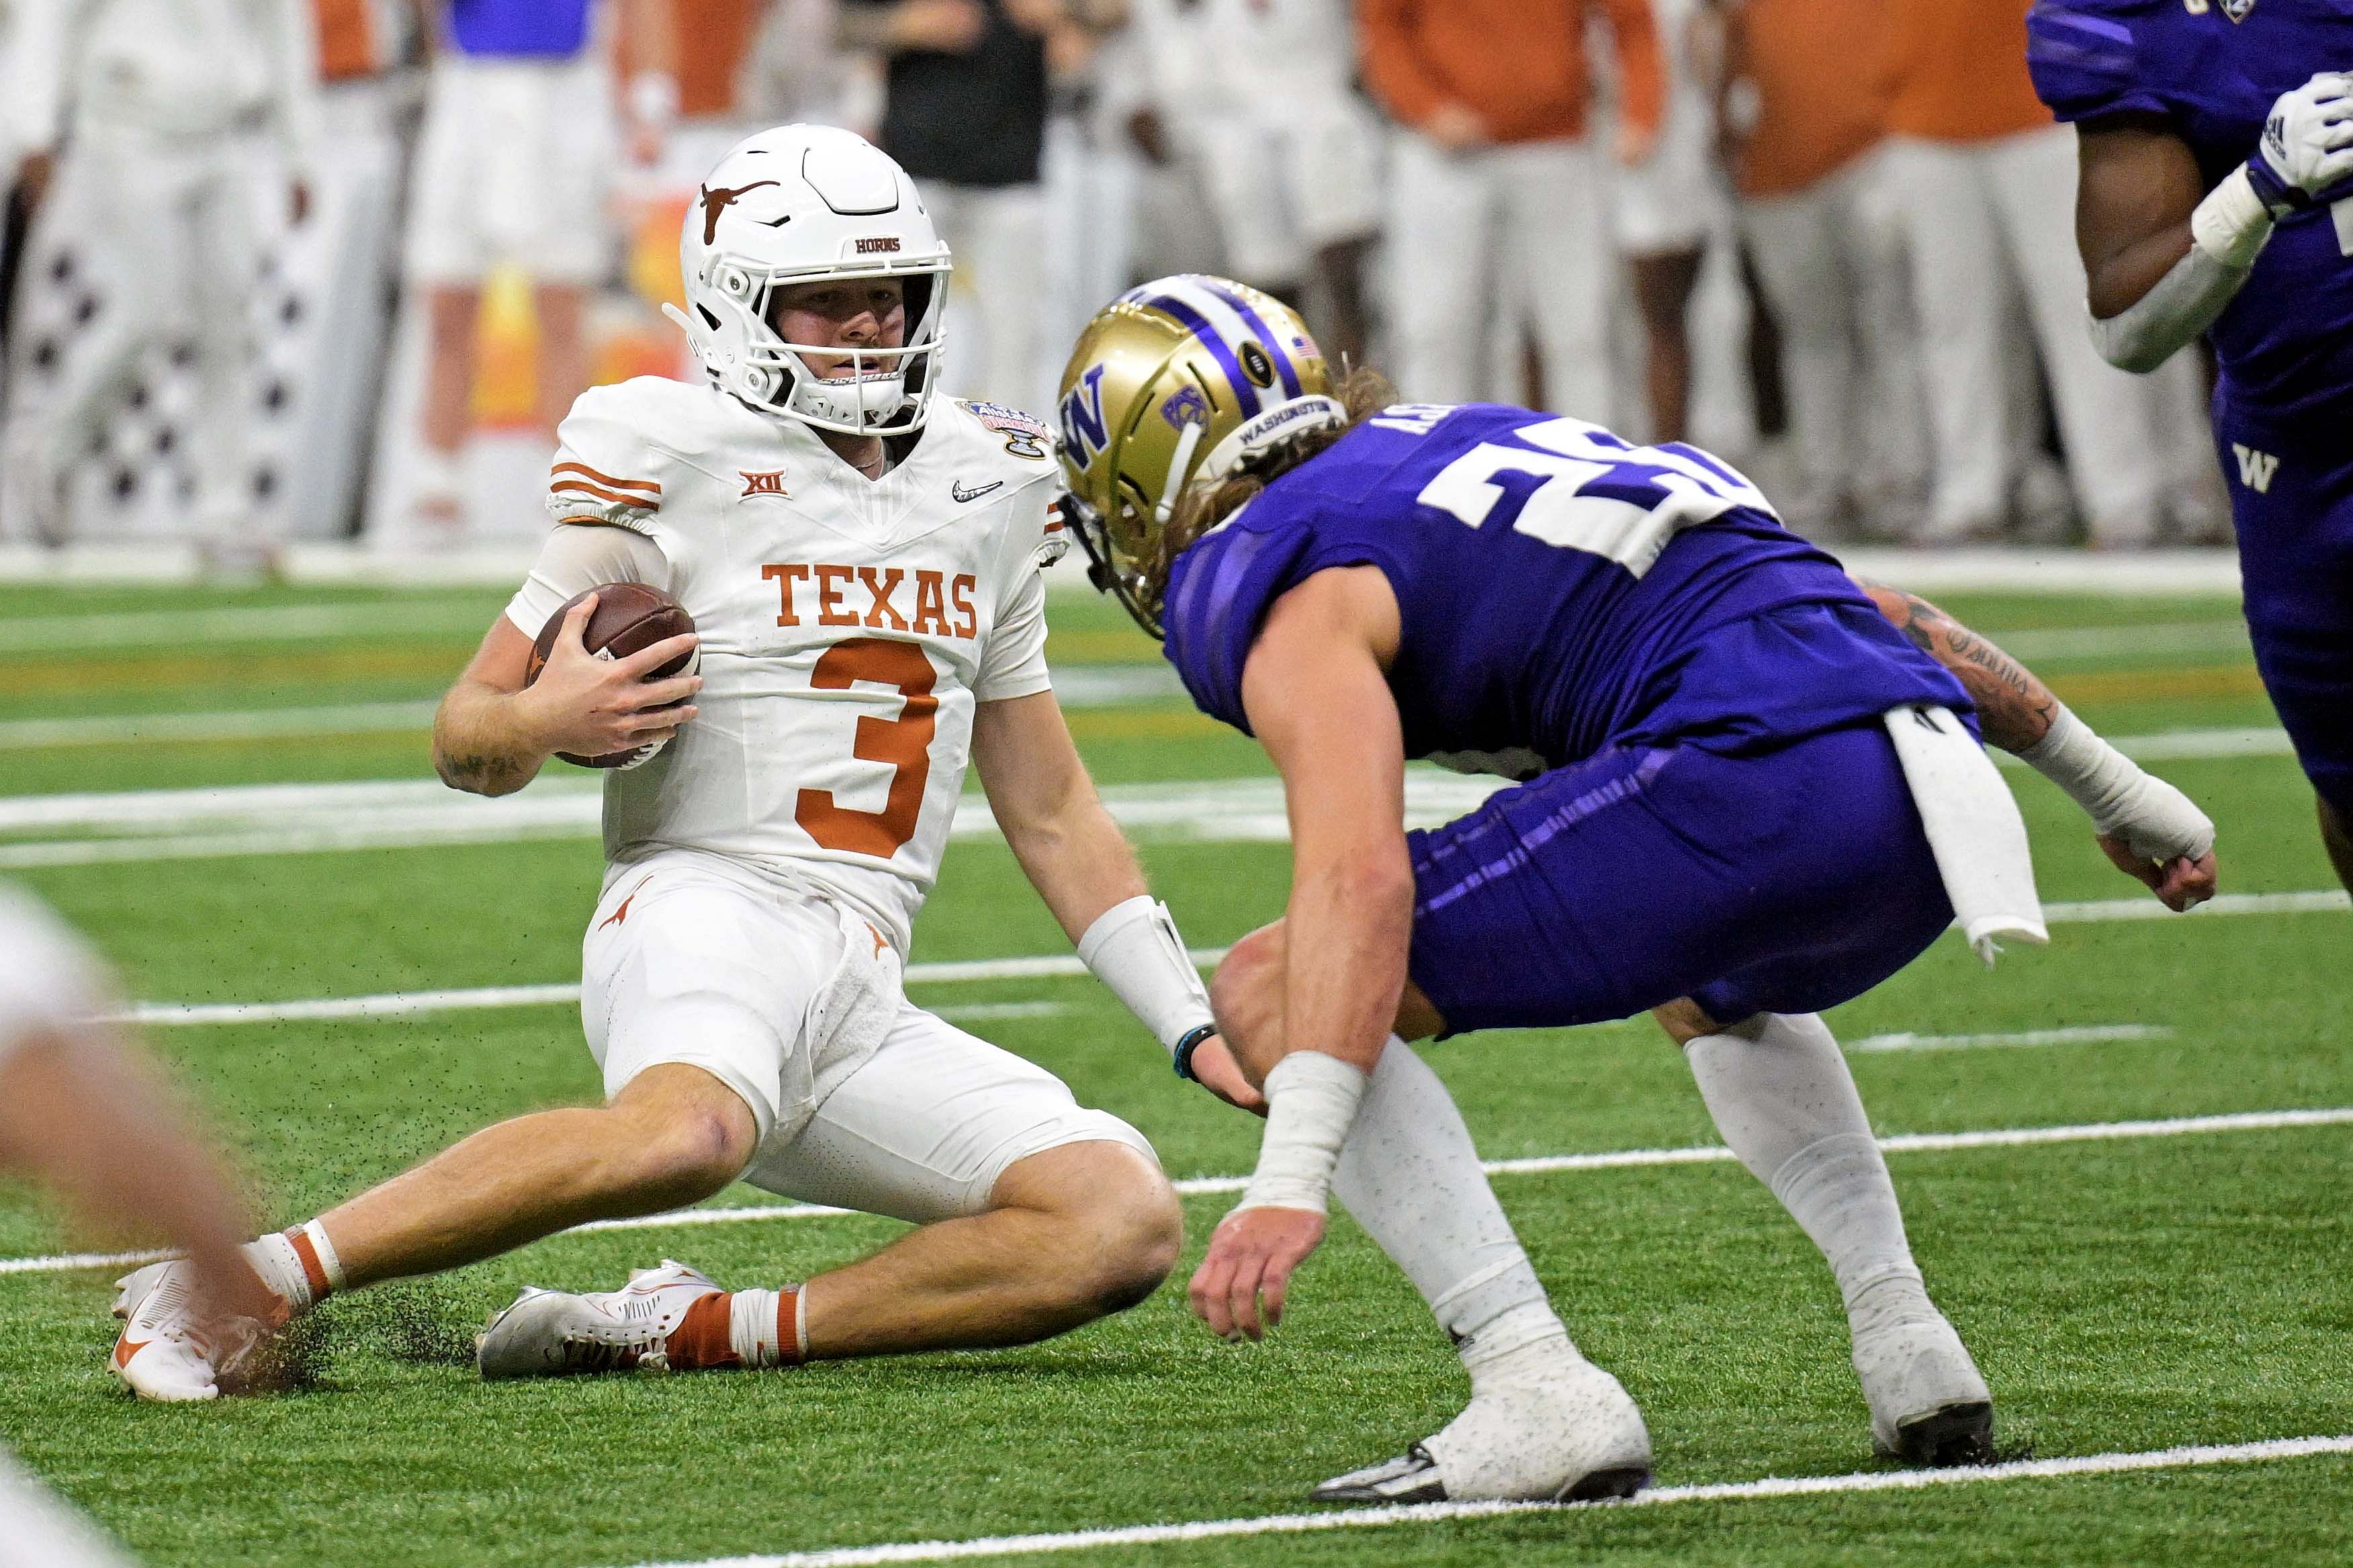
[{"x1": 1172, "y1": 1023, "x2": 1218, "y2": 1081}]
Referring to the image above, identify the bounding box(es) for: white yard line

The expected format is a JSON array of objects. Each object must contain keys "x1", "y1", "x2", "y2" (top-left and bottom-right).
[
  {"x1": 610, "y1": 1434, "x2": 2353, "y2": 1568},
  {"x1": 0, "y1": 702, "x2": 445, "y2": 749},
  {"x1": 1849, "y1": 1024, "x2": 2174, "y2": 1053},
  {"x1": 1830, "y1": 547, "x2": 2239, "y2": 596},
  {"x1": 0, "y1": 670, "x2": 1178, "y2": 753},
  {"x1": 9, "y1": 1105, "x2": 2349, "y2": 1279},
  {"x1": 0, "y1": 601, "x2": 492, "y2": 652},
  {"x1": 2043, "y1": 889, "x2": 2348, "y2": 922},
  {"x1": 3, "y1": 743, "x2": 2329, "y2": 868},
  {"x1": 1990, "y1": 622, "x2": 2250, "y2": 661},
  {"x1": 109, "y1": 884, "x2": 2349, "y2": 1032},
  {"x1": 0, "y1": 707, "x2": 2287, "y2": 757},
  {"x1": 1992, "y1": 726, "x2": 2290, "y2": 765},
  {"x1": 122, "y1": 982, "x2": 1079, "y2": 1027}
]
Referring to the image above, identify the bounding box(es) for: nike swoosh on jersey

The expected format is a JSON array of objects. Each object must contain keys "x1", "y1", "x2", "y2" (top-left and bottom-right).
[{"x1": 952, "y1": 479, "x2": 1004, "y2": 504}]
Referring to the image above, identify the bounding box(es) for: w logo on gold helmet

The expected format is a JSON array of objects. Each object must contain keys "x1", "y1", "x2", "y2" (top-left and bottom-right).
[{"x1": 1056, "y1": 276, "x2": 1343, "y2": 637}]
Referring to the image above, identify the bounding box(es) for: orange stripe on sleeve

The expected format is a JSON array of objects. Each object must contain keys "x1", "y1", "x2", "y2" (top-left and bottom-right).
[
  {"x1": 551, "y1": 462, "x2": 660, "y2": 496},
  {"x1": 552, "y1": 479, "x2": 661, "y2": 510}
]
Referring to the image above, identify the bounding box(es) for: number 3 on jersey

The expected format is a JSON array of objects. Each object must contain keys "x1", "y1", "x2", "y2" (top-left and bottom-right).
[
  {"x1": 1416, "y1": 416, "x2": 1773, "y2": 578},
  {"x1": 795, "y1": 639, "x2": 938, "y2": 858}
]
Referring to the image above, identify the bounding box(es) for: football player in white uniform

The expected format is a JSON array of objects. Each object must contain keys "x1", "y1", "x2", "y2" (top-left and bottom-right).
[
  {"x1": 6, "y1": 0, "x2": 319, "y2": 563},
  {"x1": 0, "y1": 883, "x2": 279, "y2": 1551},
  {"x1": 109, "y1": 126, "x2": 1219, "y2": 1399}
]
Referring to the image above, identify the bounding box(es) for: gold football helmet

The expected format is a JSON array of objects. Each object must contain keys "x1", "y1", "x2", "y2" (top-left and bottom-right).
[{"x1": 1055, "y1": 275, "x2": 1343, "y2": 636}]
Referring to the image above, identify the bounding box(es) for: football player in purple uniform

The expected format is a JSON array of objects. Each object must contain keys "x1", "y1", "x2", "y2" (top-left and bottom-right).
[
  {"x1": 2027, "y1": 0, "x2": 2353, "y2": 890},
  {"x1": 1057, "y1": 277, "x2": 2218, "y2": 1503}
]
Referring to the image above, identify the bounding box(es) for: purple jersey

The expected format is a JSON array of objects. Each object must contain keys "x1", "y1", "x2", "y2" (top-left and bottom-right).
[
  {"x1": 2027, "y1": 0, "x2": 2353, "y2": 421},
  {"x1": 1159, "y1": 404, "x2": 1967, "y2": 774},
  {"x1": 445, "y1": 0, "x2": 596, "y2": 58}
]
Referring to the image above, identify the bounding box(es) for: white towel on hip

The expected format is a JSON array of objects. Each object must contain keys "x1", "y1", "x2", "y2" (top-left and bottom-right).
[{"x1": 1883, "y1": 704, "x2": 2049, "y2": 964}]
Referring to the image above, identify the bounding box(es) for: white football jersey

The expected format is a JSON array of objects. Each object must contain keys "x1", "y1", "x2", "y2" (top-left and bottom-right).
[{"x1": 535, "y1": 378, "x2": 1065, "y2": 953}]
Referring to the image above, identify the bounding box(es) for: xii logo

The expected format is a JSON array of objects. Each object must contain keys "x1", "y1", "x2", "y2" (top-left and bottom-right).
[
  {"x1": 741, "y1": 469, "x2": 789, "y2": 498},
  {"x1": 2231, "y1": 444, "x2": 2279, "y2": 494}
]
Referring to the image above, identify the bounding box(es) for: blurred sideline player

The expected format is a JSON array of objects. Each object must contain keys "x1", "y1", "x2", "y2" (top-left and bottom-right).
[
  {"x1": 1125, "y1": 0, "x2": 1378, "y2": 369},
  {"x1": 5, "y1": 0, "x2": 318, "y2": 565},
  {"x1": 110, "y1": 126, "x2": 1223, "y2": 1402},
  {"x1": 1, "y1": 0, "x2": 62, "y2": 351},
  {"x1": 0, "y1": 885, "x2": 280, "y2": 1560},
  {"x1": 1878, "y1": 0, "x2": 2194, "y2": 547},
  {"x1": 837, "y1": 0, "x2": 1108, "y2": 413},
  {"x1": 1708, "y1": 0, "x2": 1930, "y2": 538},
  {"x1": 1613, "y1": 0, "x2": 1717, "y2": 444},
  {"x1": 1357, "y1": 0, "x2": 1664, "y2": 418},
  {"x1": 1055, "y1": 275, "x2": 2217, "y2": 1501},
  {"x1": 405, "y1": 0, "x2": 678, "y2": 539},
  {"x1": 2027, "y1": 1, "x2": 2353, "y2": 892}
]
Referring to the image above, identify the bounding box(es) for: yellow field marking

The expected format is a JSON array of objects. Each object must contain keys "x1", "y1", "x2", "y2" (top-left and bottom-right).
[
  {"x1": 1062, "y1": 708, "x2": 1225, "y2": 742},
  {"x1": 4, "y1": 645, "x2": 467, "y2": 695},
  {"x1": 1042, "y1": 630, "x2": 1162, "y2": 663},
  {"x1": 2047, "y1": 664, "x2": 2265, "y2": 704}
]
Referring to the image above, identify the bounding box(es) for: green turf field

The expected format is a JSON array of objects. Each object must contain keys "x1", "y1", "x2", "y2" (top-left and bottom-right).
[{"x1": 1, "y1": 580, "x2": 2346, "y2": 1568}]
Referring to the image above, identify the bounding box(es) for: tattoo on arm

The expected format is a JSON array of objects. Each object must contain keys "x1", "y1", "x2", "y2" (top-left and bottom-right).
[{"x1": 1859, "y1": 581, "x2": 2059, "y2": 753}]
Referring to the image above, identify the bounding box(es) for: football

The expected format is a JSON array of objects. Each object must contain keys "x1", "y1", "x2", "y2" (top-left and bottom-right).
[{"x1": 524, "y1": 582, "x2": 698, "y2": 770}]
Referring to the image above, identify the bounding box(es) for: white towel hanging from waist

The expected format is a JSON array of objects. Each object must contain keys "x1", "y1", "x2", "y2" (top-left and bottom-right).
[{"x1": 1882, "y1": 704, "x2": 2048, "y2": 965}]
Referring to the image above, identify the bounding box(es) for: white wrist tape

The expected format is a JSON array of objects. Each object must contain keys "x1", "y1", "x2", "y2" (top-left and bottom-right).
[
  {"x1": 1076, "y1": 896, "x2": 1214, "y2": 1056},
  {"x1": 2017, "y1": 704, "x2": 2142, "y2": 827},
  {"x1": 2190, "y1": 165, "x2": 2276, "y2": 271},
  {"x1": 1237, "y1": 1052, "x2": 1369, "y2": 1215},
  {"x1": 2087, "y1": 241, "x2": 2254, "y2": 373},
  {"x1": 2018, "y1": 703, "x2": 2215, "y2": 863}
]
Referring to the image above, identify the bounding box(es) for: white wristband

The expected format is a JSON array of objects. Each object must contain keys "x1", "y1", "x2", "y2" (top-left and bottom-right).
[
  {"x1": 1236, "y1": 1052, "x2": 1369, "y2": 1215},
  {"x1": 2190, "y1": 165, "x2": 2276, "y2": 271},
  {"x1": 1076, "y1": 896, "x2": 1214, "y2": 1057}
]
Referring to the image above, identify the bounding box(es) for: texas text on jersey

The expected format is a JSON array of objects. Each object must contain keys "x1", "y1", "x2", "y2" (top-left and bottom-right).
[{"x1": 523, "y1": 377, "x2": 1065, "y2": 954}]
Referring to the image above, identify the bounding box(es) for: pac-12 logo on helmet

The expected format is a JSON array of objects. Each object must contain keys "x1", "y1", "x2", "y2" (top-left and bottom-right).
[{"x1": 1054, "y1": 275, "x2": 1343, "y2": 637}]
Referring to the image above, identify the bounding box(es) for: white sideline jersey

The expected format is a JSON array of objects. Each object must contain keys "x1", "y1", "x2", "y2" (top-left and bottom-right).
[
  {"x1": 60, "y1": 0, "x2": 320, "y2": 149},
  {"x1": 511, "y1": 379, "x2": 1066, "y2": 954}
]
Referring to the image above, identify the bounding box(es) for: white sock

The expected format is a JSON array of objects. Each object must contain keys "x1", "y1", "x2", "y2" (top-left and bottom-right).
[
  {"x1": 1683, "y1": 1013, "x2": 1928, "y2": 1322},
  {"x1": 239, "y1": 1221, "x2": 345, "y2": 1315},
  {"x1": 726, "y1": 1285, "x2": 806, "y2": 1367},
  {"x1": 1333, "y1": 1037, "x2": 1583, "y2": 1395}
]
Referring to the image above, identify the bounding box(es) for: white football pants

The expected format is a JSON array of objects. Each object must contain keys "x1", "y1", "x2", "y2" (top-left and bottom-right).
[
  {"x1": 1740, "y1": 150, "x2": 1930, "y2": 530},
  {"x1": 31, "y1": 130, "x2": 265, "y2": 541},
  {"x1": 1384, "y1": 130, "x2": 1615, "y2": 418},
  {"x1": 1883, "y1": 126, "x2": 2197, "y2": 545},
  {"x1": 927, "y1": 181, "x2": 1051, "y2": 415}
]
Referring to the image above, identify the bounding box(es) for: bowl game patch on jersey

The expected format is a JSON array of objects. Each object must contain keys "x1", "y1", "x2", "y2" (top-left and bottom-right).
[{"x1": 961, "y1": 401, "x2": 1055, "y2": 461}]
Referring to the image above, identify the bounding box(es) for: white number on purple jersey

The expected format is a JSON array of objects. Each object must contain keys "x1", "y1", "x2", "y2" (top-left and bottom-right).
[{"x1": 1415, "y1": 417, "x2": 1776, "y2": 578}]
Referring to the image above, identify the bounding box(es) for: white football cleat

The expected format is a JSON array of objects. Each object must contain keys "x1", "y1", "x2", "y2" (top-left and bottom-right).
[
  {"x1": 1853, "y1": 1309, "x2": 1994, "y2": 1467},
  {"x1": 109, "y1": 1260, "x2": 275, "y2": 1402},
  {"x1": 1312, "y1": 1358, "x2": 1653, "y2": 1505},
  {"x1": 476, "y1": 1258, "x2": 722, "y2": 1380}
]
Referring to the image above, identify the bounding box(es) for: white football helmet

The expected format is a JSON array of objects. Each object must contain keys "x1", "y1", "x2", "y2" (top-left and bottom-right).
[{"x1": 665, "y1": 124, "x2": 952, "y2": 435}]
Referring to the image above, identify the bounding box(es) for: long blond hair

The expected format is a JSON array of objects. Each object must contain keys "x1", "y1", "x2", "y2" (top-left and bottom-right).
[{"x1": 1148, "y1": 365, "x2": 1400, "y2": 606}]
